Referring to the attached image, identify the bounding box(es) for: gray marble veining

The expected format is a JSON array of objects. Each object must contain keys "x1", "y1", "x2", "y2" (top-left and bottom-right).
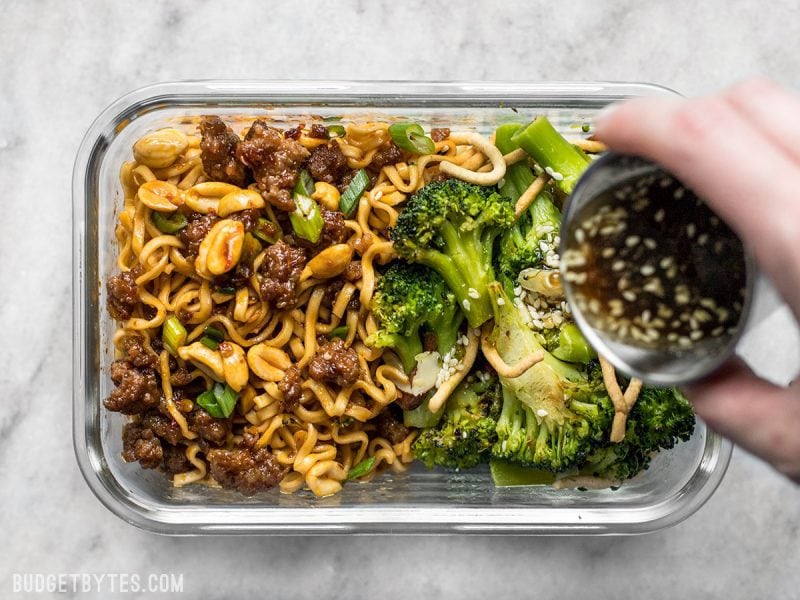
[{"x1": 1, "y1": 1, "x2": 798, "y2": 598}]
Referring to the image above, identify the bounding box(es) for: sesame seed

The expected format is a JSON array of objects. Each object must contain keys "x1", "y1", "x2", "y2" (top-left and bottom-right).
[
  {"x1": 612, "y1": 260, "x2": 625, "y2": 271},
  {"x1": 625, "y1": 236, "x2": 640, "y2": 247},
  {"x1": 496, "y1": 297, "x2": 505, "y2": 306},
  {"x1": 622, "y1": 291, "x2": 637, "y2": 302},
  {"x1": 674, "y1": 187, "x2": 685, "y2": 199},
  {"x1": 601, "y1": 247, "x2": 615, "y2": 258},
  {"x1": 644, "y1": 238, "x2": 657, "y2": 249},
  {"x1": 654, "y1": 208, "x2": 665, "y2": 222},
  {"x1": 462, "y1": 299, "x2": 471, "y2": 311},
  {"x1": 686, "y1": 223, "x2": 696, "y2": 238},
  {"x1": 641, "y1": 265, "x2": 655, "y2": 276},
  {"x1": 467, "y1": 287, "x2": 480, "y2": 299},
  {"x1": 536, "y1": 409, "x2": 549, "y2": 418}
]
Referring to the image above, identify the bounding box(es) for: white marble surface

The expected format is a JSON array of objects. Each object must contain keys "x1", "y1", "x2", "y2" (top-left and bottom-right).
[{"x1": 1, "y1": 1, "x2": 799, "y2": 598}]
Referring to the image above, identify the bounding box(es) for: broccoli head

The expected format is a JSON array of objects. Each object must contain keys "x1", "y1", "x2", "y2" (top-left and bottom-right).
[
  {"x1": 581, "y1": 386, "x2": 696, "y2": 481},
  {"x1": 367, "y1": 262, "x2": 463, "y2": 373},
  {"x1": 496, "y1": 190, "x2": 561, "y2": 293},
  {"x1": 412, "y1": 375, "x2": 502, "y2": 470},
  {"x1": 390, "y1": 179, "x2": 515, "y2": 328}
]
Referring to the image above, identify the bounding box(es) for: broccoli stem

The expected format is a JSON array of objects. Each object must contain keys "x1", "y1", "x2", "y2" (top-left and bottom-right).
[
  {"x1": 510, "y1": 116, "x2": 589, "y2": 195},
  {"x1": 390, "y1": 334, "x2": 424, "y2": 374},
  {"x1": 418, "y1": 227, "x2": 494, "y2": 328},
  {"x1": 495, "y1": 124, "x2": 535, "y2": 202}
]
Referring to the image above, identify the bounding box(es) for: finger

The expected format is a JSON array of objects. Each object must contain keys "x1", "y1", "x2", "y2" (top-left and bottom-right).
[
  {"x1": 686, "y1": 359, "x2": 800, "y2": 482},
  {"x1": 594, "y1": 95, "x2": 800, "y2": 313},
  {"x1": 724, "y1": 77, "x2": 800, "y2": 166}
]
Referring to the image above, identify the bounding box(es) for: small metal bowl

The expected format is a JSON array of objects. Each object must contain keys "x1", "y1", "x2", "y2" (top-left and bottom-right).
[{"x1": 560, "y1": 152, "x2": 756, "y2": 386}]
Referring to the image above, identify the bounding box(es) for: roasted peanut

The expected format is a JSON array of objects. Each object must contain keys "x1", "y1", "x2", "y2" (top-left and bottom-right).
[
  {"x1": 137, "y1": 180, "x2": 182, "y2": 212},
  {"x1": 184, "y1": 182, "x2": 242, "y2": 215},
  {"x1": 195, "y1": 219, "x2": 245, "y2": 279},
  {"x1": 311, "y1": 182, "x2": 340, "y2": 211},
  {"x1": 247, "y1": 344, "x2": 292, "y2": 382},
  {"x1": 218, "y1": 341, "x2": 249, "y2": 392},
  {"x1": 178, "y1": 342, "x2": 224, "y2": 382},
  {"x1": 133, "y1": 128, "x2": 189, "y2": 169},
  {"x1": 301, "y1": 244, "x2": 353, "y2": 281},
  {"x1": 217, "y1": 189, "x2": 266, "y2": 217}
]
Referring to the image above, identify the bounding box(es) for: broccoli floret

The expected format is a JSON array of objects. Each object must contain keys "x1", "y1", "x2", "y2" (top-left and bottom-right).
[
  {"x1": 413, "y1": 375, "x2": 502, "y2": 470},
  {"x1": 582, "y1": 386, "x2": 696, "y2": 481},
  {"x1": 367, "y1": 262, "x2": 463, "y2": 373},
  {"x1": 487, "y1": 283, "x2": 613, "y2": 471},
  {"x1": 496, "y1": 191, "x2": 562, "y2": 292},
  {"x1": 390, "y1": 179, "x2": 515, "y2": 328}
]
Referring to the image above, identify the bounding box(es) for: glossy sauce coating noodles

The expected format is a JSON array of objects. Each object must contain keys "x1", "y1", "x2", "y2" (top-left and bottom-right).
[{"x1": 106, "y1": 117, "x2": 486, "y2": 497}]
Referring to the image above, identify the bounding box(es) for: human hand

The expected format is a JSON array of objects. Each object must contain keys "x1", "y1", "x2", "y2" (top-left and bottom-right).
[{"x1": 593, "y1": 77, "x2": 800, "y2": 483}]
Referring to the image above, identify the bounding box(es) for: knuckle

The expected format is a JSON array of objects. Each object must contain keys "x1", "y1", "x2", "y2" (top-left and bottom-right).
[
  {"x1": 133, "y1": 128, "x2": 189, "y2": 169},
  {"x1": 195, "y1": 219, "x2": 245, "y2": 278},
  {"x1": 137, "y1": 180, "x2": 182, "y2": 212},
  {"x1": 217, "y1": 189, "x2": 265, "y2": 217}
]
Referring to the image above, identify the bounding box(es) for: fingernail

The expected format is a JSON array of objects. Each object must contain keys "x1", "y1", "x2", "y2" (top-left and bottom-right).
[{"x1": 594, "y1": 102, "x2": 620, "y2": 127}]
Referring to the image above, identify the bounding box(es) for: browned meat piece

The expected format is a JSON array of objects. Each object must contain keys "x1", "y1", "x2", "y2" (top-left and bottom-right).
[
  {"x1": 121, "y1": 333, "x2": 158, "y2": 369},
  {"x1": 207, "y1": 447, "x2": 286, "y2": 495},
  {"x1": 309, "y1": 124, "x2": 329, "y2": 139},
  {"x1": 105, "y1": 361, "x2": 160, "y2": 415},
  {"x1": 423, "y1": 331, "x2": 438, "y2": 353},
  {"x1": 430, "y1": 128, "x2": 450, "y2": 142},
  {"x1": 258, "y1": 240, "x2": 307, "y2": 309},
  {"x1": 370, "y1": 141, "x2": 403, "y2": 170},
  {"x1": 322, "y1": 278, "x2": 360, "y2": 312},
  {"x1": 284, "y1": 125, "x2": 303, "y2": 140},
  {"x1": 342, "y1": 260, "x2": 362, "y2": 282},
  {"x1": 229, "y1": 208, "x2": 260, "y2": 233},
  {"x1": 236, "y1": 120, "x2": 309, "y2": 212},
  {"x1": 170, "y1": 366, "x2": 193, "y2": 387},
  {"x1": 122, "y1": 423, "x2": 163, "y2": 469},
  {"x1": 320, "y1": 207, "x2": 348, "y2": 246},
  {"x1": 188, "y1": 408, "x2": 230, "y2": 446},
  {"x1": 307, "y1": 142, "x2": 348, "y2": 185},
  {"x1": 107, "y1": 271, "x2": 138, "y2": 321},
  {"x1": 374, "y1": 409, "x2": 411, "y2": 444},
  {"x1": 428, "y1": 171, "x2": 452, "y2": 183},
  {"x1": 140, "y1": 410, "x2": 182, "y2": 445},
  {"x1": 199, "y1": 116, "x2": 248, "y2": 187},
  {"x1": 395, "y1": 391, "x2": 424, "y2": 411},
  {"x1": 220, "y1": 262, "x2": 252, "y2": 290},
  {"x1": 308, "y1": 338, "x2": 361, "y2": 387},
  {"x1": 278, "y1": 365, "x2": 303, "y2": 412},
  {"x1": 162, "y1": 444, "x2": 193, "y2": 474},
  {"x1": 178, "y1": 213, "x2": 218, "y2": 259}
]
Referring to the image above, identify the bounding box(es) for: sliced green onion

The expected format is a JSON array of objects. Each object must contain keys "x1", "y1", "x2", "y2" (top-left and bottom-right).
[
  {"x1": 196, "y1": 383, "x2": 239, "y2": 419},
  {"x1": 162, "y1": 315, "x2": 187, "y2": 355},
  {"x1": 295, "y1": 169, "x2": 315, "y2": 198},
  {"x1": 289, "y1": 194, "x2": 324, "y2": 243},
  {"x1": 204, "y1": 325, "x2": 225, "y2": 342},
  {"x1": 388, "y1": 122, "x2": 435, "y2": 155},
  {"x1": 152, "y1": 211, "x2": 188, "y2": 234},
  {"x1": 200, "y1": 336, "x2": 220, "y2": 350},
  {"x1": 217, "y1": 286, "x2": 236, "y2": 296},
  {"x1": 327, "y1": 124, "x2": 346, "y2": 138},
  {"x1": 347, "y1": 456, "x2": 376, "y2": 480},
  {"x1": 330, "y1": 325, "x2": 350, "y2": 339},
  {"x1": 213, "y1": 382, "x2": 239, "y2": 417},
  {"x1": 253, "y1": 217, "x2": 281, "y2": 245},
  {"x1": 338, "y1": 169, "x2": 369, "y2": 218}
]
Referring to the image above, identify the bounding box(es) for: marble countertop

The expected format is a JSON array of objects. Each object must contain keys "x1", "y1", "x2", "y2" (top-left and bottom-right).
[{"x1": 2, "y1": 1, "x2": 799, "y2": 598}]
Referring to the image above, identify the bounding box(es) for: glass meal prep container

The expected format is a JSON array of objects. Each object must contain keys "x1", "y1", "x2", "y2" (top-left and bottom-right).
[{"x1": 73, "y1": 80, "x2": 732, "y2": 535}]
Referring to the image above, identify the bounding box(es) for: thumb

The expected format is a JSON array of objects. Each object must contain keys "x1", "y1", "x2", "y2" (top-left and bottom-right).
[{"x1": 686, "y1": 359, "x2": 800, "y2": 483}]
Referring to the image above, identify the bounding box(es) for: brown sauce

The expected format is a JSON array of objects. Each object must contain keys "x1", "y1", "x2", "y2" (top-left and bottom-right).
[{"x1": 562, "y1": 173, "x2": 747, "y2": 350}]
